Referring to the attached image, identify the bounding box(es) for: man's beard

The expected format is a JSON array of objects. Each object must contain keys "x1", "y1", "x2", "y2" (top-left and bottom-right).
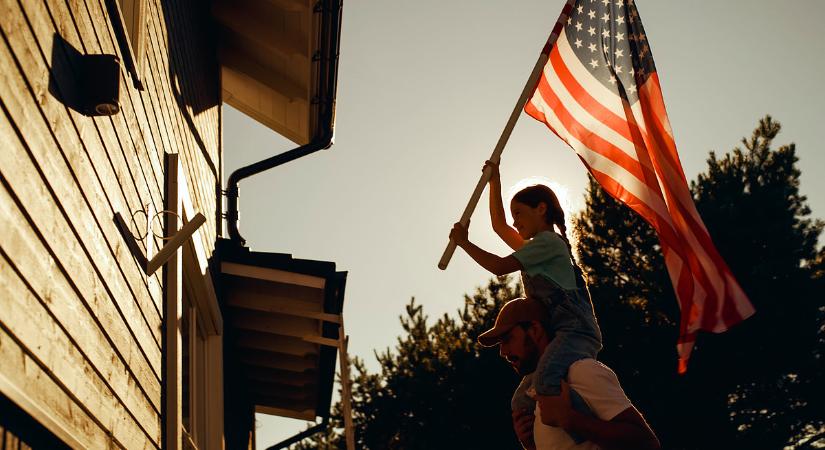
[{"x1": 514, "y1": 335, "x2": 540, "y2": 376}]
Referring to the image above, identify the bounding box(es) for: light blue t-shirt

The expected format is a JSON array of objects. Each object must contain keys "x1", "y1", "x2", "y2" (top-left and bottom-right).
[{"x1": 511, "y1": 231, "x2": 577, "y2": 290}]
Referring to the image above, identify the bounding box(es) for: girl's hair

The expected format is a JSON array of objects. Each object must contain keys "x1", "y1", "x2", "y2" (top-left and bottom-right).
[{"x1": 512, "y1": 184, "x2": 586, "y2": 287}]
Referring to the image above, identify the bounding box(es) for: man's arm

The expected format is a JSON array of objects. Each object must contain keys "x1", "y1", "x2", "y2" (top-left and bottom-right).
[
  {"x1": 537, "y1": 378, "x2": 660, "y2": 450},
  {"x1": 512, "y1": 408, "x2": 536, "y2": 450},
  {"x1": 564, "y1": 405, "x2": 661, "y2": 450}
]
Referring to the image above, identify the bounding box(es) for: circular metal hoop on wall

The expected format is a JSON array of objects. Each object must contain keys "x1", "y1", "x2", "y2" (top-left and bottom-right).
[
  {"x1": 128, "y1": 208, "x2": 150, "y2": 242},
  {"x1": 151, "y1": 210, "x2": 183, "y2": 241}
]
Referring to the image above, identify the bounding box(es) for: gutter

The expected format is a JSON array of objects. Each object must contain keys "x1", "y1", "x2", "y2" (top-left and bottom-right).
[{"x1": 224, "y1": 0, "x2": 343, "y2": 246}]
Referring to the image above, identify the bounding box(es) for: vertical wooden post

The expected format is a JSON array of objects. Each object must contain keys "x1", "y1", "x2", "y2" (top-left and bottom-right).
[
  {"x1": 188, "y1": 305, "x2": 198, "y2": 444},
  {"x1": 206, "y1": 334, "x2": 224, "y2": 450},
  {"x1": 338, "y1": 320, "x2": 355, "y2": 450},
  {"x1": 164, "y1": 153, "x2": 183, "y2": 450}
]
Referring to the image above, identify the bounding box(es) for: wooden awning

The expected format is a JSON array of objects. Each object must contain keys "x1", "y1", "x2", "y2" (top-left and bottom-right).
[
  {"x1": 219, "y1": 241, "x2": 346, "y2": 421},
  {"x1": 213, "y1": 0, "x2": 324, "y2": 144}
]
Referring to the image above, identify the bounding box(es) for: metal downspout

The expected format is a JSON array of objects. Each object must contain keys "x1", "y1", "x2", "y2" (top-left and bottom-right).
[{"x1": 225, "y1": 0, "x2": 342, "y2": 246}]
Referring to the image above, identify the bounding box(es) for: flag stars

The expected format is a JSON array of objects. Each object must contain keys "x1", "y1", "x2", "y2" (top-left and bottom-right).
[{"x1": 563, "y1": 0, "x2": 656, "y2": 99}]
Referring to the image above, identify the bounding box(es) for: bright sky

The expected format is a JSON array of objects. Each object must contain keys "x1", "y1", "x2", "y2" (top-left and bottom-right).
[{"x1": 221, "y1": 1, "x2": 825, "y2": 447}]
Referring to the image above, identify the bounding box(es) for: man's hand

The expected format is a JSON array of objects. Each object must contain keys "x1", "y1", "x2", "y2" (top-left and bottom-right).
[
  {"x1": 450, "y1": 221, "x2": 469, "y2": 246},
  {"x1": 512, "y1": 408, "x2": 536, "y2": 450},
  {"x1": 536, "y1": 380, "x2": 575, "y2": 430}
]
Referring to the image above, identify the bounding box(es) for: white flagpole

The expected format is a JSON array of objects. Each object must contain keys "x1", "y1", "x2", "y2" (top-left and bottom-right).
[{"x1": 438, "y1": 3, "x2": 574, "y2": 270}]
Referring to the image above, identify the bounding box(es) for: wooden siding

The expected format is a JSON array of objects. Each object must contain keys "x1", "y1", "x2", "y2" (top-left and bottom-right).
[{"x1": 0, "y1": 0, "x2": 220, "y2": 446}]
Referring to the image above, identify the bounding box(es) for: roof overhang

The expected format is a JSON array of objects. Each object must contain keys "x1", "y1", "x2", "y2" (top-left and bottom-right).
[
  {"x1": 218, "y1": 240, "x2": 346, "y2": 421},
  {"x1": 213, "y1": 0, "x2": 336, "y2": 144}
]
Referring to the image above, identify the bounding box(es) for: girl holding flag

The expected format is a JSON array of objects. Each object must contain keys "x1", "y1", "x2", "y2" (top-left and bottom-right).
[{"x1": 450, "y1": 160, "x2": 602, "y2": 434}]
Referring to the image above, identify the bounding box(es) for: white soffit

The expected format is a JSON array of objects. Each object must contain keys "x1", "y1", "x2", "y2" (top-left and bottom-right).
[
  {"x1": 221, "y1": 261, "x2": 326, "y2": 289},
  {"x1": 214, "y1": 0, "x2": 317, "y2": 144}
]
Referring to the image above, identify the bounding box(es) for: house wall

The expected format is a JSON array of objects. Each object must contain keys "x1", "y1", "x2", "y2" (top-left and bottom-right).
[{"x1": 0, "y1": 0, "x2": 220, "y2": 446}]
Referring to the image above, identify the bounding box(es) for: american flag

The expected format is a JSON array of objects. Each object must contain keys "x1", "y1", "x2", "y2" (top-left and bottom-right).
[{"x1": 525, "y1": 0, "x2": 755, "y2": 372}]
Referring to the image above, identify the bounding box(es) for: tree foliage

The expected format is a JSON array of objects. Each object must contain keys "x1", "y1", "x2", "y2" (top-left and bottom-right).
[{"x1": 292, "y1": 117, "x2": 823, "y2": 449}]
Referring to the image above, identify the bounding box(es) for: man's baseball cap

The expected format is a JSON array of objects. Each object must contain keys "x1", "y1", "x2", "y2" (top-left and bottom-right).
[{"x1": 477, "y1": 297, "x2": 549, "y2": 347}]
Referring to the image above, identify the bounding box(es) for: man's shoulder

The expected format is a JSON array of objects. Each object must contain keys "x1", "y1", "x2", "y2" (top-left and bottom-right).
[
  {"x1": 569, "y1": 359, "x2": 618, "y2": 379},
  {"x1": 568, "y1": 359, "x2": 623, "y2": 392},
  {"x1": 567, "y1": 359, "x2": 631, "y2": 421}
]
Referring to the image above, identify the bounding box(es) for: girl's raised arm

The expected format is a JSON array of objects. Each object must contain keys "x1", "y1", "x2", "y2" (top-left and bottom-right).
[{"x1": 486, "y1": 160, "x2": 524, "y2": 251}]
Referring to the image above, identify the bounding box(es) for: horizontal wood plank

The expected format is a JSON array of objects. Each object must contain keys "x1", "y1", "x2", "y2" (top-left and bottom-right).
[
  {"x1": 143, "y1": 1, "x2": 217, "y2": 246},
  {"x1": 0, "y1": 252, "x2": 159, "y2": 448},
  {"x1": 0, "y1": 44, "x2": 163, "y2": 414},
  {"x1": 0, "y1": 328, "x2": 114, "y2": 450},
  {"x1": 0, "y1": 181, "x2": 161, "y2": 440},
  {"x1": 28, "y1": 0, "x2": 166, "y2": 324},
  {"x1": 1, "y1": 0, "x2": 222, "y2": 445},
  {"x1": 0, "y1": 2, "x2": 163, "y2": 369},
  {"x1": 60, "y1": 0, "x2": 170, "y2": 316}
]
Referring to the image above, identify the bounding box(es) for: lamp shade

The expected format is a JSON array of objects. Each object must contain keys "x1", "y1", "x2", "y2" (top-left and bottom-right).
[{"x1": 83, "y1": 54, "x2": 121, "y2": 116}]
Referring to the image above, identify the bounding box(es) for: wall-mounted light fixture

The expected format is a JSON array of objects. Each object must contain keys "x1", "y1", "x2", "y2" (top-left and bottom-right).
[{"x1": 82, "y1": 54, "x2": 121, "y2": 116}]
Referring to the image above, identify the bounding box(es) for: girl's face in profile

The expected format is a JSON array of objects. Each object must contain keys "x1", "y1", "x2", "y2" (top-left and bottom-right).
[{"x1": 510, "y1": 200, "x2": 547, "y2": 240}]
